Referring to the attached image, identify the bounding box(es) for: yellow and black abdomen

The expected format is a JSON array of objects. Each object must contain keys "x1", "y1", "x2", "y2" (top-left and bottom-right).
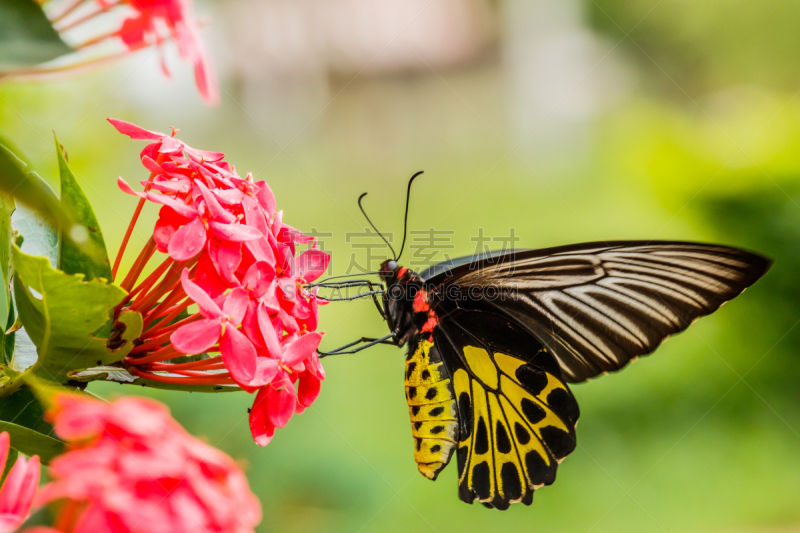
[{"x1": 405, "y1": 339, "x2": 458, "y2": 480}]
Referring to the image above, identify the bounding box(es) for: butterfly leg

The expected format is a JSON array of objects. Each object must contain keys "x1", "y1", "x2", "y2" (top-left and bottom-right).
[
  {"x1": 318, "y1": 332, "x2": 398, "y2": 357},
  {"x1": 309, "y1": 279, "x2": 387, "y2": 319}
]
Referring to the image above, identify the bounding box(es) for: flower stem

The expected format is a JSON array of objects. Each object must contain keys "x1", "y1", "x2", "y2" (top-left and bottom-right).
[{"x1": 0, "y1": 362, "x2": 40, "y2": 400}]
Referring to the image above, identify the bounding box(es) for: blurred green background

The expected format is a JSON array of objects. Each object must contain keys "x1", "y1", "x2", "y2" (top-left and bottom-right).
[{"x1": 3, "y1": 0, "x2": 800, "y2": 531}]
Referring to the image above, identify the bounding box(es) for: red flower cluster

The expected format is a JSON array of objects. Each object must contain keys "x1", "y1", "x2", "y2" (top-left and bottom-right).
[
  {"x1": 37, "y1": 393, "x2": 261, "y2": 533},
  {"x1": 111, "y1": 119, "x2": 329, "y2": 445},
  {"x1": 36, "y1": 0, "x2": 217, "y2": 105},
  {"x1": 0, "y1": 432, "x2": 40, "y2": 532}
]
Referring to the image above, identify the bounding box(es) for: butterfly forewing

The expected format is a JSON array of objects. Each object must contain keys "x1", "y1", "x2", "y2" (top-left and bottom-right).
[{"x1": 423, "y1": 241, "x2": 770, "y2": 383}]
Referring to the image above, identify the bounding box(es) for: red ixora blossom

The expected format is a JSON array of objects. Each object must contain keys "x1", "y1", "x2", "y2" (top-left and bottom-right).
[
  {"x1": 36, "y1": 393, "x2": 261, "y2": 533},
  {"x1": 8, "y1": 0, "x2": 217, "y2": 105},
  {"x1": 110, "y1": 118, "x2": 330, "y2": 446},
  {"x1": 0, "y1": 432, "x2": 40, "y2": 532}
]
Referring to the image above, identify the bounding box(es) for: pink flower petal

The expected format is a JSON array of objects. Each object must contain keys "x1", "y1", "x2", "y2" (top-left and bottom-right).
[
  {"x1": 220, "y1": 326, "x2": 257, "y2": 383},
  {"x1": 214, "y1": 189, "x2": 245, "y2": 205},
  {"x1": 244, "y1": 237, "x2": 276, "y2": 265},
  {"x1": 0, "y1": 454, "x2": 40, "y2": 522},
  {"x1": 208, "y1": 221, "x2": 263, "y2": 242},
  {"x1": 296, "y1": 249, "x2": 330, "y2": 282},
  {"x1": 255, "y1": 181, "x2": 276, "y2": 217},
  {"x1": 241, "y1": 300, "x2": 263, "y2": 349},
  {"x1": 168, "y1": 218, "x2": 207, "y2": 261},
  {"x1": 180, "y1": 268, "x2": 223, "y2": 318},
  {"x1": 243, "y1": 261, "x2": 275, "y2": 298},
  {"x1": 282, "y1": 332, "x2": 322, "y2": 368},
  {"x1": 257, "y1": 303, "x2": 283, "y2": 359},
  {"x1": 240, "y1": 357, "x2": 280, "y2": 391},
  {"x1": 241, "y1": 196, "x2": 269, "y2": 236},
  {"x1": 117, "y1": 176, "x2": 145, "y2": 198},
  {"x1": 181, "y1": 22, "x2": 219, "y2": 106},
  {"x1": 222, "y1": 288, "x2": 249, "y2": 326},
  {"x1": 170, "y1": 318, "x2": 221, "y2": 354},
  {"x1": 207, "y1": 238, "x2": 242, "y2": 284},
  {"x1": 194, "y1": 252, "x2": 229, "y2": 298},
  {"x1": 107, "y1": 118, "x2": 164, "y2": 140},
  {"x1": 196, "y1": 180, "x2": 235, "y2": 223},
  {"x1": 140, "y1": 155, "x2": 164, "y2": 174},
  {"x1": 297, "y1": 371, "x2": 321, "y2": 408},
  {"x1": 249, "y1": 390, "x2": 276, "y2": 447},
  {"x1": 159, "y1": 135, "x2": 184, "y2": 154},
  {"x1": 145, "y1": 191, "x2": 198, "y2": 220},
  {"x1": 266, "y1": 377, "x2": 296, "y2": 429}
]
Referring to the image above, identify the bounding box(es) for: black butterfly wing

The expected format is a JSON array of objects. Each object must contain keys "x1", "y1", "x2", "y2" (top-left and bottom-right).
[
  {"x1": 432, "y1": 304, "x2": 580, "y2": 509},
  {"x1": 422, "y1": 241, "x2": 770, "y2": 383}
]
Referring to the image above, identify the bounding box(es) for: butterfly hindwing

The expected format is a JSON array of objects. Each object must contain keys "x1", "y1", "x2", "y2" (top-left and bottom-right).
[{"x1": 432, "y1": 308, "x2": 579, "y2": 509}]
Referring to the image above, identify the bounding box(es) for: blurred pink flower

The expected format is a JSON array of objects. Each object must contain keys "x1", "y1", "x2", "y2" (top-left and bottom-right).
[
  {"x1": 5, "y1": 0, "x2": 217, "y2": 105},
  {"x1": 38, "y1": 393, "x2": 261, "y2": 533},
  {"x1": 0, "y1": 432, "x2": 40, "y2": 533}
]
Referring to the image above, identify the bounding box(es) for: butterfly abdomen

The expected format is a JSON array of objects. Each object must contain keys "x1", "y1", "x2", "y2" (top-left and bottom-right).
[{"x1": 405, "y1": 339, "x2": 458, "y2": 480}]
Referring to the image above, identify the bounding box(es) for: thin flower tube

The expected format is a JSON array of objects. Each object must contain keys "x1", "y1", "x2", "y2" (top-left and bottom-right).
[{"x1": 109, "y1": 118, "x2": 330, "y2": 445}]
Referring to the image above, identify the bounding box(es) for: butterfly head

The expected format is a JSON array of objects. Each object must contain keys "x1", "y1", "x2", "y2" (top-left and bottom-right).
[{"x1": 379, "y1": 259, "x2": 400, "y2": 283}]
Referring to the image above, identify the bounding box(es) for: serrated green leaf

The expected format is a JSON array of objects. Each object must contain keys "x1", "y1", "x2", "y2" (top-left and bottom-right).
[
  {"x1": 0, "y1": 421, "x2": 63, "y2": 463},
  {"x1": 0, "y1": 0, "x2": 72, "y2": 69},
  {"x1": 12, "y1": 245, "x2": 141, "y2": 383},
  {"x1": 55, "y1": 136, "x2": 112, "y2": 282},
  {"x1": 0, "y1": 139, "x2": 102, "y2": 264}
]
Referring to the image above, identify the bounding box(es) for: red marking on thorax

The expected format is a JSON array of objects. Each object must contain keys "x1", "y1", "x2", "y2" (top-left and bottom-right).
[
  {"x1": 413, "y1": 290, "x2": 429, "y2": 313},
  {"x1": 397, "y1": 267, "x2": 408, "y2": 277},
  {"x1": 421, "y1": 311, "x2": 439, "y2": 334}
]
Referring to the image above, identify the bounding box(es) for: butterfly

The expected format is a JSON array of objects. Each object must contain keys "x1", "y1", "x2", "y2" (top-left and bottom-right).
[{"x1": 314, "y1": 172, "x2": 771, "y2": 510}]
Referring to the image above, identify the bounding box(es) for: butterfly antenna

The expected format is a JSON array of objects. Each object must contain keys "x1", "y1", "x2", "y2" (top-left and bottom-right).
[
  {"x1": 358, "y1": 192, "x2": 397, "y2": 259},
  {"x1": 396, "y1": 171, "x2": 424, "y2": 261}
]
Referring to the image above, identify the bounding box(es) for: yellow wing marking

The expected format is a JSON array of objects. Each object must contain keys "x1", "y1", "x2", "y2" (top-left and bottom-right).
[
  {"x1": 466, "y1": 381, "x2": 495, "y2": 502},
  {"x1": 453, "y1": 368, "x2": 472, "y2": 486},
  {"x1": 488, "y1": 392, "x2": 526, "y2": 504},
  {"x1": 500, "y1": 375, "x2": 569, "y2": 434},
  {"x1": 498, "y1": 395, "x2": 552, "y2": 489},
  {"x1": 463, "y1": 346, "x2": 499, "y2": 389},
  {"x1": 494, "y1": 352, "x2": 525, "y2": 381}
]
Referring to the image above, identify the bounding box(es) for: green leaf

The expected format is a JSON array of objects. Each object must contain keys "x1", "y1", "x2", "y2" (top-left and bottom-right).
[
  {"x1": 0, "y1": 387, "x2": 62, "y2": 464},
  {"x1": 0, "y1": 0, "x2": 72, "y2": 69},
  {"x1": 10, "y1": 328, "x2": 37, "y2": 372},
  {"x1": 0, "y1": 387, "x2": 54, "y2": 437},
  {"x1": 12, "y1": 245, "x2": 142, "y2": 383},
  {"x1": 0, "y1": 193, "x2": 15, "y2": 365},
  {"x1": 13, "y1": 205, "x2": 58, "y2": 267},
  {"x1": 0, "y1": 420, "x2": 63, "y2": 463},
  {"x1": 2, "y1": 448, "x2": 18, "y2": 483},
  {"x1": 55, "y1": 135, "x2": 112, "y2": 281},
  {"x1": 0, "y1": 139, "x2": 102, "y2": 264}
]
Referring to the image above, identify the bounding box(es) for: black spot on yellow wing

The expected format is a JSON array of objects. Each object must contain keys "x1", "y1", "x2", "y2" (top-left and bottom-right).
[
  {"x1": 451, "y1": 346, "x2": 579, "y2": 509},
  {"x1": 405, "y1": 340, "x2": 458, "y2": 480}
]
